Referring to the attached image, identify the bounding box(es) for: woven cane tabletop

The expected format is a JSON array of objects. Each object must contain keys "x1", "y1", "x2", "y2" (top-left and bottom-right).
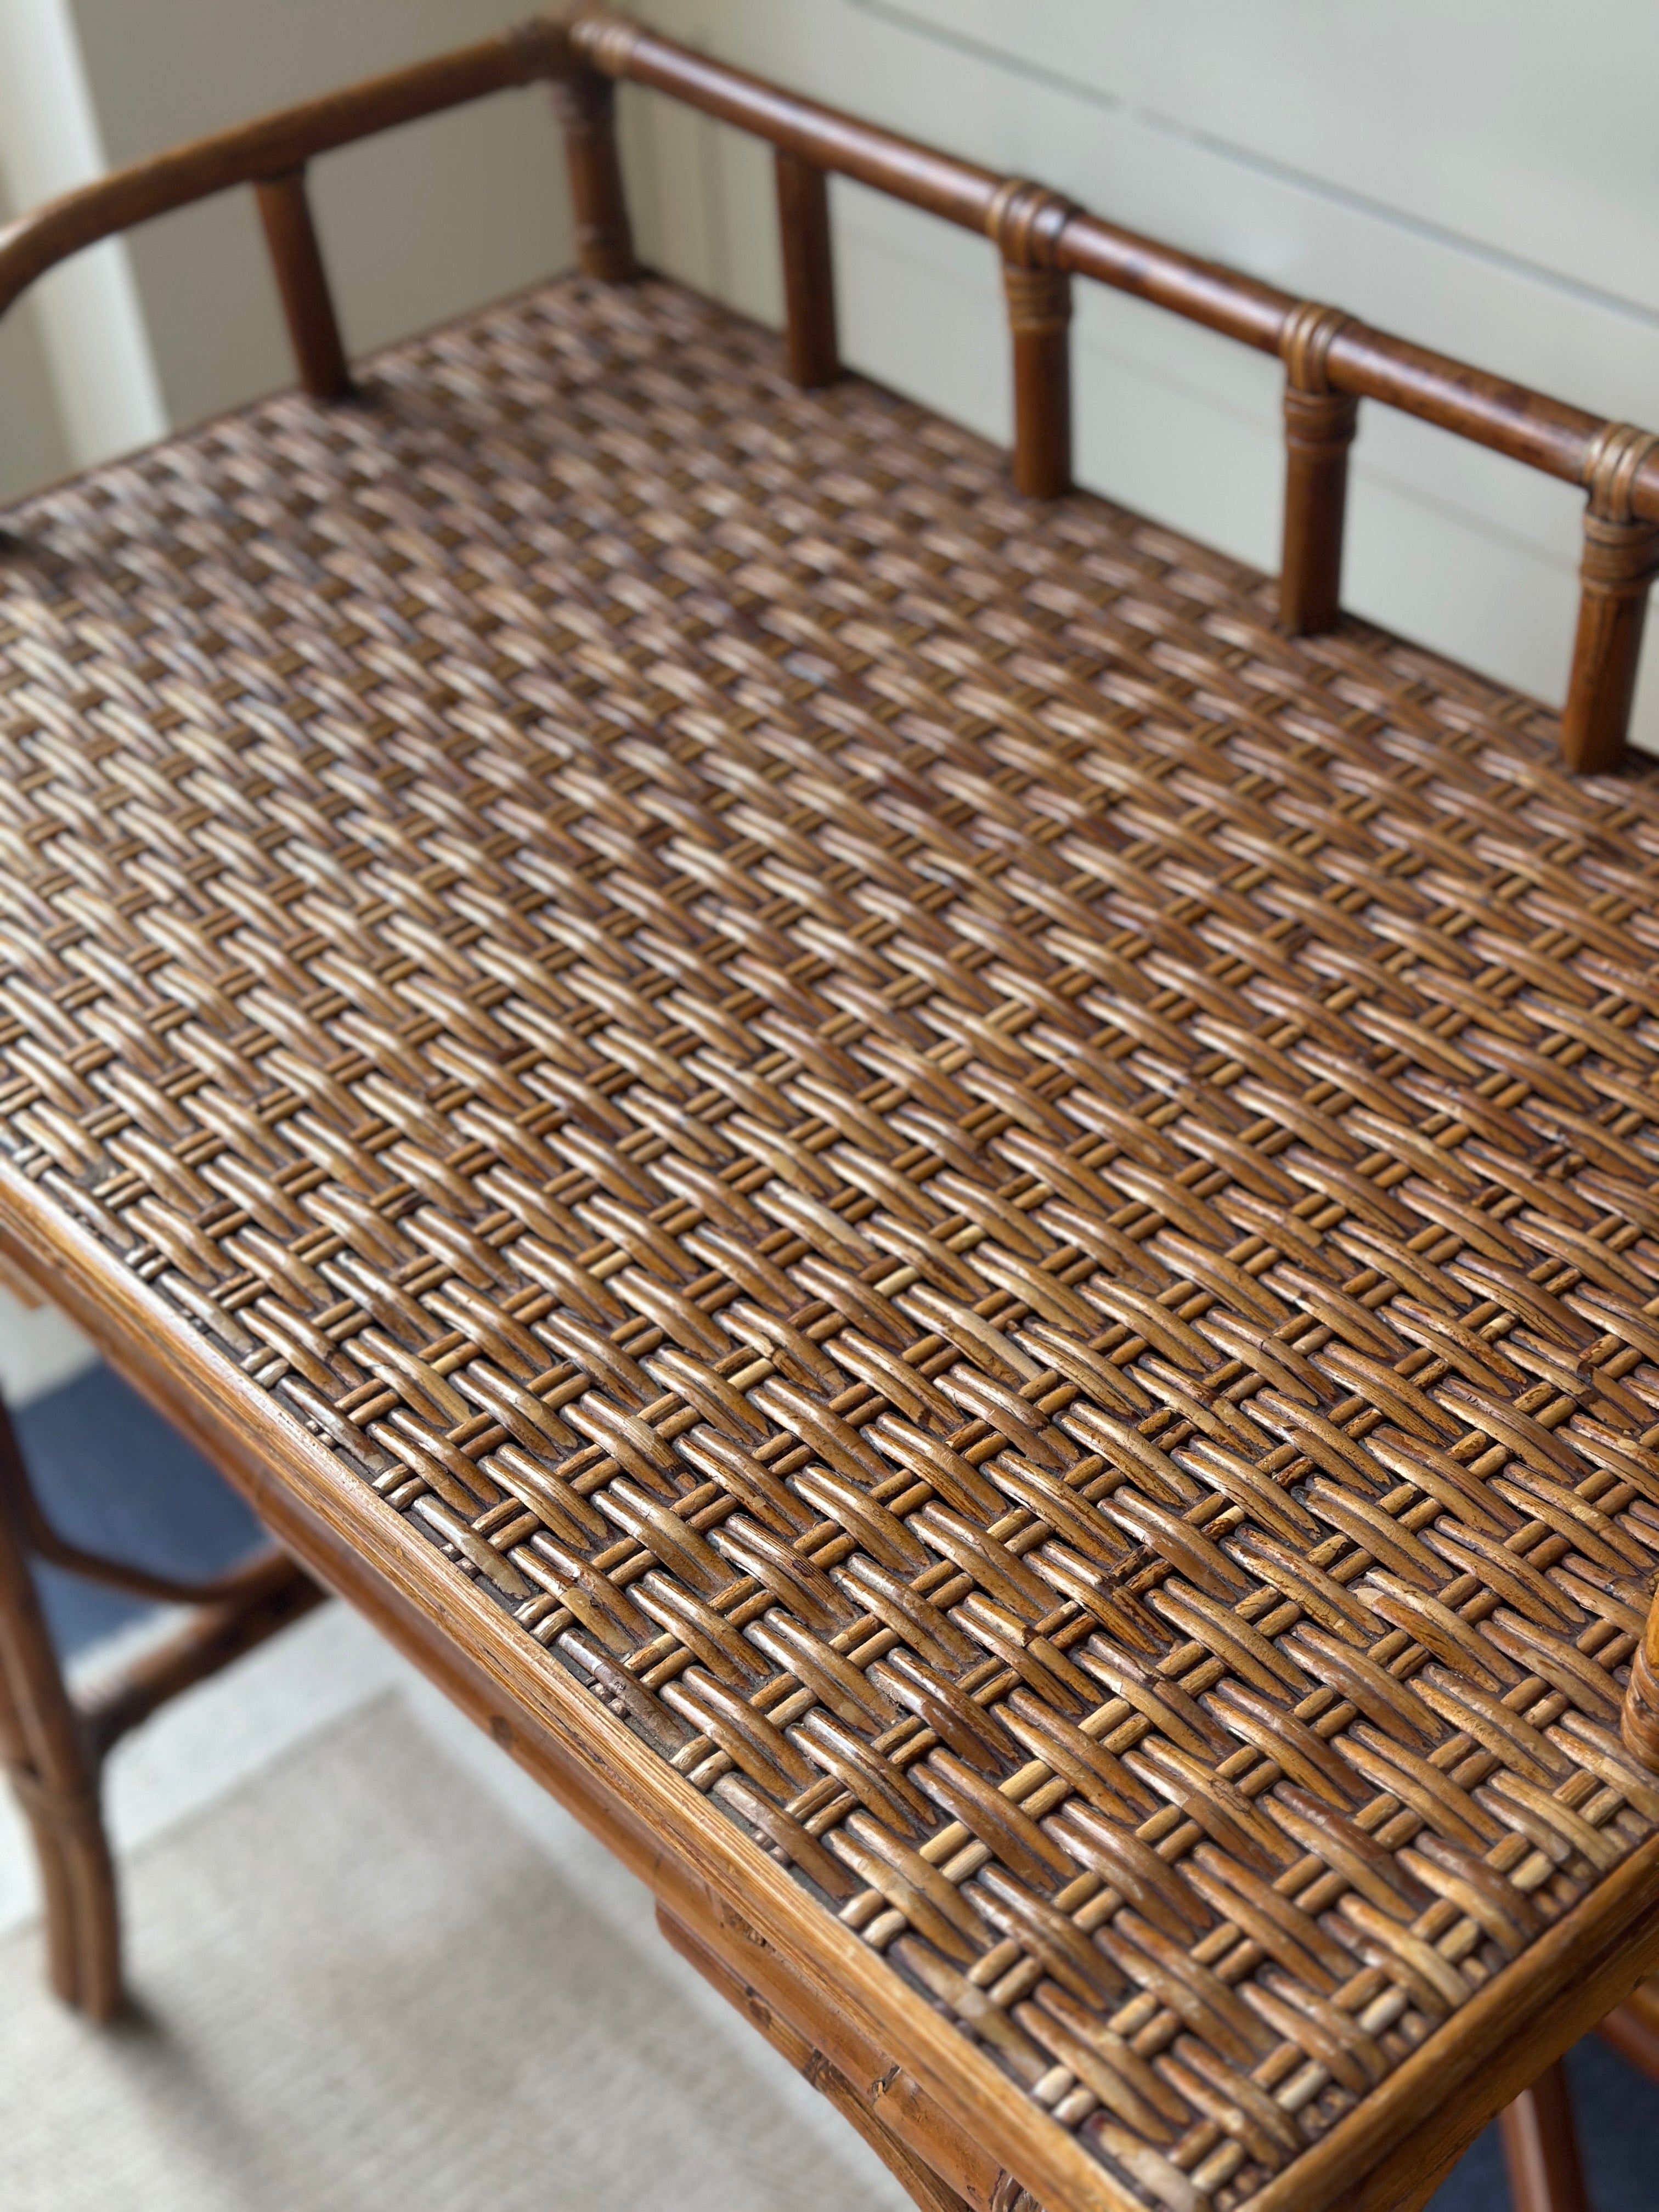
[{"x1": 5, "y1": 274, "x2": 1659, "y2": 2208}]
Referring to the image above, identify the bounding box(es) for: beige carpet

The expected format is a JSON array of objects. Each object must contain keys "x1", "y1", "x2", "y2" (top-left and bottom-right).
[{"x1": 0, "y1": 1677, "x2": 910, "y2": 2210}]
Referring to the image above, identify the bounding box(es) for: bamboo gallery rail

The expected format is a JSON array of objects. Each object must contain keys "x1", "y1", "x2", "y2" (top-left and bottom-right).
[{"x1": 0, "y1": 12, "x2": 1655, "y2": 773}]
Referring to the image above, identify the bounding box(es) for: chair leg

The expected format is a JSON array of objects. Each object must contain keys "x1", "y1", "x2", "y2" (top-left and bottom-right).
[
  {"x1": 0, "y1": 1395, "x2": 121, "y2": 2021},
  {"x1": 1599, "y1": 1973, "x2": 1659, "y2": 2081},
  {"x1": 1498, "y1": 2061, "x2": 1590, "y2": 2212}
]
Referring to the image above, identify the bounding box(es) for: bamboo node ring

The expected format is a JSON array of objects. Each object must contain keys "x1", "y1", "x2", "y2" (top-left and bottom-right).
[
  {"x1": 985, "y1": 177, "x2": 1076, "y2": 270},
  {"x1": 1279, "y1": 300, "x2": 1350, "y2": 392},
  {"x1": 1001, "y1": 263, "x2": 1070, "y2": 335},
  {"x1": 8, "y1": 1765, "x2": 105, "y2": 1843},
  {"x1": 571, "y1": 13, "x2": 645, "y2": 77},
  {"x1": 1582, "y1": 421, "x2": 1659, "y2": 524}
]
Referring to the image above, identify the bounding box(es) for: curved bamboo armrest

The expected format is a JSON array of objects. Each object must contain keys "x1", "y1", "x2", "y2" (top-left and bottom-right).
[{"x1": 0, "y1": 18, "x2": 575, "y2": 395}]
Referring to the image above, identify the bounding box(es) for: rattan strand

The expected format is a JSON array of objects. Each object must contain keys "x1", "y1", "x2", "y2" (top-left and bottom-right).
[{"x1": 4, "y1": 275, "x2": 1659, "y2": 2210}]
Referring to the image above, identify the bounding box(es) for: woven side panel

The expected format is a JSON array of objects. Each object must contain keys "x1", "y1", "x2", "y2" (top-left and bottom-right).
[{"x1": 4, "y1": 276, "x2": 1659, "y2": 2210}]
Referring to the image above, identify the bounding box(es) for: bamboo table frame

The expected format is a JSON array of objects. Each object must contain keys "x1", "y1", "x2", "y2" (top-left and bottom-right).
[{"x1": 2, "y1": 17, "x2": 1659, "y2": 2212}]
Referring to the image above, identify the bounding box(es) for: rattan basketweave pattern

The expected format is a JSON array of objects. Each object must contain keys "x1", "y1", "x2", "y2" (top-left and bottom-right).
[{"x1": 5, "y1": 274, "x2": 1659, "y2": 2210}]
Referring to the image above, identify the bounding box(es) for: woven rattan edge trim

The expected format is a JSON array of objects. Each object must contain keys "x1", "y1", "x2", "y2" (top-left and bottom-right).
[
  {"x1": 0, "y1": 1149, "x2": 1137, "y2": 2212},
  {"x1": 1244, "y1": 1829, "x2": 1659, "y2": 2212}
]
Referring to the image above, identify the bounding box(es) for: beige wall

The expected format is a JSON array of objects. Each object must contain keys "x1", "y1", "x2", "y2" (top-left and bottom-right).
[{"x1": 0, "y1": 0, "x2": 573, "y2": 465}]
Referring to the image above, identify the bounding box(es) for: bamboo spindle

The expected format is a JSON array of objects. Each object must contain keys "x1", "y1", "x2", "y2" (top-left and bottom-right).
[
  {"x1": 1560, "y1": 422, "x2": 1659, "y2": 772},
  {"x1": 1278, "y1": 301, "x2": 1357, "y2": 635},
  {"x1": 988, "y1": 180, "x2": 1074, "y2": 501},
  {"x1": 254, "y1": 168, "x2": 352, "y2": 400},
  {"x1": 1622, "y1": 1579, "x2": 1659, "y2": 1770},
  {"x1": 551, "y1": 60, "x2": 636, "y2": 283},
  {"x1": 775, "y1": 148, "x2": 839, "y2": 390}
]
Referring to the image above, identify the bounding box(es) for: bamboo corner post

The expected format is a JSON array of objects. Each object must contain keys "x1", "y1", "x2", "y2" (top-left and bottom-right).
[
  {"x1": 987, "y1": 179, "x2": 1074, "y2": 501},
  {"x1": 1560, "y1": 422, "x2": 1659, "y2": 774},
  {"x1": 775, "y1": 147, "x2": 839, "y2": 390},
  {"x1": 1279, "y1": 300, "x2": 1358, "y2": 635},
  {"x1": 550, "y1": 28, "x2": 638, "y2": 284},
  {"x1": 254, "y1": 168, "x2": 352, "y2": 401}
]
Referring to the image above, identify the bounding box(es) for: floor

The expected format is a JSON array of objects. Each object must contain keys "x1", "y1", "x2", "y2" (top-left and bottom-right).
[
  {"x1": 3, "y1": 1350, "x2": 1657, "y2": 2209},
  {"x1": 1, "y1": 1629, "x2": 923, "y2": 2211}
]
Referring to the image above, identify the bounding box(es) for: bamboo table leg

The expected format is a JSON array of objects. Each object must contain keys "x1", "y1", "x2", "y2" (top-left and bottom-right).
[
  {"x1": 1498, "y1": 2062, "x2": 1590, "y2": 2212},
  {"x1": 1600, "y1": 1973, "x2": 1659, "y2": 2079},
  {"x1": 0, "y1": 1398, "x2": 120, "y2": 2019},
  {"x1": 0, "y1": 1386, "x2": 322, "y2": 2021}
]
